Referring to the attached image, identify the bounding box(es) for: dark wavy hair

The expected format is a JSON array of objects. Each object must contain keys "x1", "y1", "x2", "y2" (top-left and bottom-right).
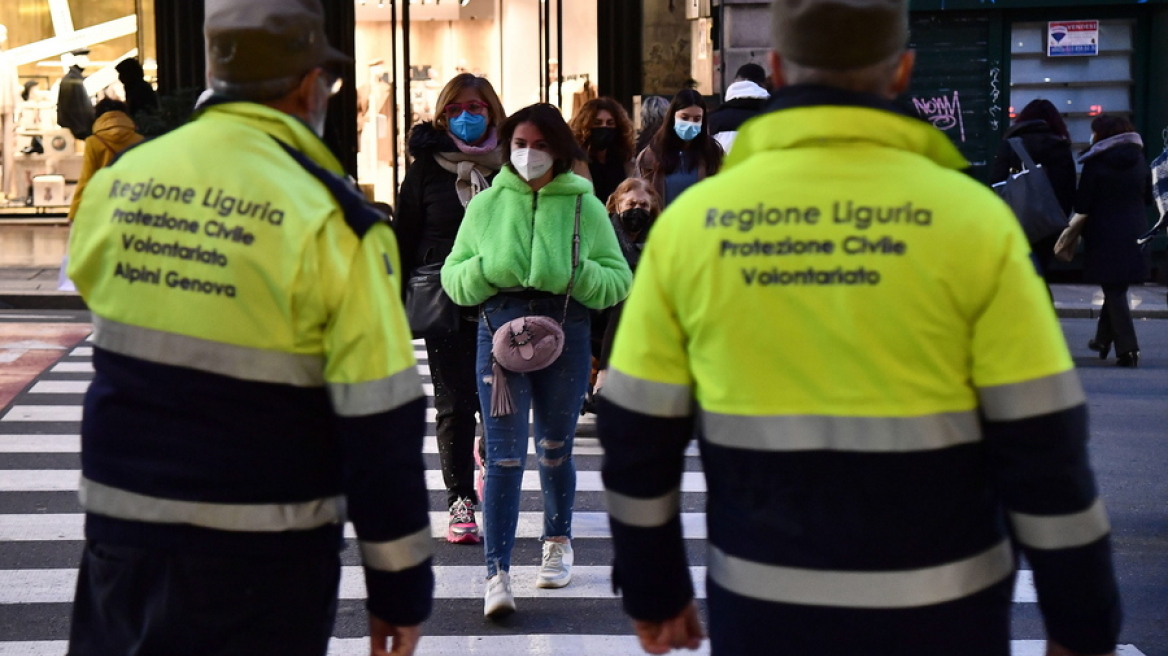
[
  {"x1": 1090, "y1": 114, "x2": 1136, "y2": 142},
  {"x1": 569, "y1": 97, "x2": 635, "y2": 163},
  {"x1": 500, "y1": 103, "x2": 587, "y2": 177},
  {"x1": 649, "y1": 89, "x2": 723, "y2": 176},
  {"x1": 1016, "y1": 99, "x2": 1069, "y2": 141}
]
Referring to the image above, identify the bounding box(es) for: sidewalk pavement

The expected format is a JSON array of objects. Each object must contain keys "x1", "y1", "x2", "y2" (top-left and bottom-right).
[{"x1": 2, "y1": 265, "x2": 1166, "y2": 317}]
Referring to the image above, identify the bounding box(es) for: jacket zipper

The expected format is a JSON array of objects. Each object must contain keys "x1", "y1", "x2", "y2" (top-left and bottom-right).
[{"x1": 530, "y1": 193, "x2": 538, "y2": 281}]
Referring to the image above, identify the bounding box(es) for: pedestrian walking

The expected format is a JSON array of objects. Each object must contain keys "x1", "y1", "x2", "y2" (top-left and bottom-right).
[
  {"x1": 115, "y1": 57, "x2": 160, "y2": 120},
  {"x1": 395, "y1": 73, "x2": 508, "y2": 544},
  {"x1": 635, "y1": 88, "x2": 723, "y2": 207},
  {"x1": 708, "y1": 63, "x2": 771, "y2": 153},
  {"x1": 990, "y1": 98, "x2": 1077, "y2": 282},
  {"x1": 634, "y1": 95, "x2": 669, "y2": 156},
  {"x1": 65, "y1": 1, "x2": 433, "y2": 654},
  {"x1": 1076, "y1": 115, "x2": 1153, "y2": 368},
  {"x1": 592, "y1": 177, "x2": 662, "y2": 399},
  {"x1": 598, "y1": 0, "x2": 1121, "y2": 654},
  {"x1": 66, "y1": 98, "x2": 144, "y2": 222},
  {"x1": 441, "y1": 103, "x2": 631, "y2": 619},
  {"x1": 569, "y1": 97, "x2": 636, "y2": 205}
]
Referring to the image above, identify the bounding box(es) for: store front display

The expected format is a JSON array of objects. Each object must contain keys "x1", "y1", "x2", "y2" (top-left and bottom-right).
[
  {"x1": 0, "y1": 0, "x2": 155, "y2": 208},
  {"x1": 354, "y1": 0, "x2": 597, "y2": 203}
]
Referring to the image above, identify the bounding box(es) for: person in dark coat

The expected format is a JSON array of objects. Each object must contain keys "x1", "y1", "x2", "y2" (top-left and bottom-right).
[
  {"x1": 1075, "y1": 115, "x2": 1153, "y2": 367},
  {"x1": 708, "y1": 63, "x2": 770, "y2": 153},
  {"x1": 990, "y1": 99, "x2": 1076, "y2": 282},
  {"x1": 394, "y1": 73, "x2": 507, "y2": 541},
  {"x1": 115, "y1": 58, "x2": 159, "y2": 119},
  {"x1": 569, "y1": 97, "x2": 636, "y2": 205}
]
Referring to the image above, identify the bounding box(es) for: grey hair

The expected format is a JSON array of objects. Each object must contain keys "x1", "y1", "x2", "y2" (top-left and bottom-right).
[
  {"x1": 208, "y1": 74, "x2": 303, "y2": 103},
  {"x1": 779, "y1": 50, "x2": 905, "y2": 96},
  {"x1": 639, "y1": 95, "x2": 671, "y2": 126}
]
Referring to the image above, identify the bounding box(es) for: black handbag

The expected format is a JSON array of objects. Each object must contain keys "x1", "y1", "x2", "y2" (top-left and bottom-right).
[
  {"x1": 404, "y1": 262, "x2": 462, "y2": 339},
  {"x1": 992, "y1": 137, "x2": 1070, "y2": 243}
]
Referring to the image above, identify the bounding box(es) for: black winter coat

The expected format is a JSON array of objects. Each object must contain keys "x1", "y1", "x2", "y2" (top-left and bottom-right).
[
  {"x1": 989, "y1": 120, "x2": 1077, "y2": 217},
  {"x1": 1075, "y1": 142, "x2": 1152, "y2": 285},
  {"x1": 708, "y1": 97, "x2": 766, "y2": 136},
  {"x1": 394, "y1": 122, "x2": 498, "y2": 275}
]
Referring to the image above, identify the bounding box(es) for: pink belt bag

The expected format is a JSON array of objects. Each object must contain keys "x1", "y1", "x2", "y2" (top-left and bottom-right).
[{"x1": 482, "y1": 196, "x2": 582, "y2": 416}]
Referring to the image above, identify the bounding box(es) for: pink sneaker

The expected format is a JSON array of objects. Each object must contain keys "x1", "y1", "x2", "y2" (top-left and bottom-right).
[{"x1": 447, "y1": 497, "x2": 480, "y2": 544}]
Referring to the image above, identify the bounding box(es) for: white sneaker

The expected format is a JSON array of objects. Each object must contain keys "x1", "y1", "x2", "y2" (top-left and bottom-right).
[
  {"x1": 483, "y1": 571, "x2": 516, "y2": 619},
  {"x1": 536, "y1": 539, "x2": 574, "y2": 588}
]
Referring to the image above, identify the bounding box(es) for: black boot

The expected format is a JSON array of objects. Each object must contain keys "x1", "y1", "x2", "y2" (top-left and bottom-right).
[
  {"x1": 1087, "y1": 340, "x2": 1111, "y2": 360},
  {"x1": 1115, "y1": 351, "x2": 1139, "y2": 368}
]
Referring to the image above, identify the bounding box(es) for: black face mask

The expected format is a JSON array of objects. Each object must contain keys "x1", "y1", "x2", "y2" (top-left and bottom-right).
[
  {"x1": 618, "y1": 208, "x2": 652, "y2": 234},
  {"x1": 589, "y1": 127, "x2": 617, "y2": 151}
]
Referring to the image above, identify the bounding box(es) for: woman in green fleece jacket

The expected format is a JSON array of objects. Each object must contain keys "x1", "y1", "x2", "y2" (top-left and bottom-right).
[{"x1": 441, "y1": 103, "x2": 632, "y2": 619}]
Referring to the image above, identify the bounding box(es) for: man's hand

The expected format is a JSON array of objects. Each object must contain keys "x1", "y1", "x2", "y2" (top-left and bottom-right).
[
  {"x1": 632, "y1": 601, "x2": 704, "y2": 654},
  {"x1": 369, "y1": 615, "x2": 422, "y2": 656},
  {"x1": 1046, "y1": 640, "x2": 1115, "y2": 656}
]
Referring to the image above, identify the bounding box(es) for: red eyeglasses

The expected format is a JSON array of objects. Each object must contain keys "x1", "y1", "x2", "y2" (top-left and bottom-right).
[{"x1": 444, "y1": 100, "x2": 489, "y2": 118}]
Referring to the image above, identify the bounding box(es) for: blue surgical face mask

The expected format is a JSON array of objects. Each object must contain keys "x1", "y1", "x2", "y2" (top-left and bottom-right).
[
  {"x1": 449, "y1": 111, "x2": 488, "y2": 143},
  {"x1": 674, "y1": 118, "x2": 702, "y2": 142}
]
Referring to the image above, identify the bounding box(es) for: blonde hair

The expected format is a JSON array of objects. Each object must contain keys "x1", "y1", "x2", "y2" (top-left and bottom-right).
[
  {"x1": 432, "y1": 73, "x2": 507, "y2": 132},
  {"x1": 605, "y1": 177, "x2": 663, "y2": 216}
]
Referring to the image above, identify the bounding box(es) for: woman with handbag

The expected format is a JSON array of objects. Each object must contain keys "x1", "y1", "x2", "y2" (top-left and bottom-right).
[
  {"x1": 1073, "y1": 115, "x2": 1153, "y2": 368},
  {"x1": 441, "y1": 103, "x2": 632, "y2": 618},
  {"x1": 989, "y1": 99, "x2": 1076, "y2": 282},
  {"x1": 394, "y1": 73, "x2": 507, "y2": 543}
]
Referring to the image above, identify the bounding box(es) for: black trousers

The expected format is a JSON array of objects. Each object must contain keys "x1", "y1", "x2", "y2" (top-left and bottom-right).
[
  {"x1": 1095, "y1": 284, "x2": 1139, "y2": 356},
  {"x1": 68, "y1": 541, "x2": 340, "y2": 656},
  {"x1": 425, "y1": 318, "x2": 481, "y2": 507}
]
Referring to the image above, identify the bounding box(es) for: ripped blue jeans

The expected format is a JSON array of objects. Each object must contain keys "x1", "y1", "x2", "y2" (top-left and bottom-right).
[{"x1": 477, "y1": 295, "x2": 591, "y2": 578}]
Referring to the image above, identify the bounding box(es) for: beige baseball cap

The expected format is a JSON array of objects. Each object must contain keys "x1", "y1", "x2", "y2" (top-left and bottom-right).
[
  {"x1": 204, "y1": 0, "x2": 350, "y2": 85},
  {"x1": 771, "y1": 0, "x2": 908, "y2": 70}
]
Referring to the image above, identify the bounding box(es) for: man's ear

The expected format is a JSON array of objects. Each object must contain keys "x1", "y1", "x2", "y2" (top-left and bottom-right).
[
  {"x1": 890, "y1": 50, "x2": 915, "y2": 97},
  {"x1": 293, "y1": 67, "x2": 324, "y2": 115},
  {"x1": 768, "y1": 51, "x2": 787, "y2": 90}
]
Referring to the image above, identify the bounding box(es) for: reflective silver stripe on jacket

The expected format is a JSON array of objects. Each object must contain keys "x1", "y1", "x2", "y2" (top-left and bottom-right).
[
  {"x1": 708, "y1": 539, "x2": 1014, "y2": 608},
  {"x1": 605, "y1": 487, "x2": 682, "y2": 528},
  {"x1": 701, "y1": 411, "x2": 980, "y2": 452},
  {"x1": 80, "y1": 477, "x2": 342, "y2": 531},
  {"x1": 1010, "y1": 498, "x2": 1110, "y2": 550},
  {"x1": 359, "y1": 526, "x2": 434, "y2": 572},
  {"x1": 977, "y1": 370, "x2": 1085, "y2": 421},
  {"x1": 603, "y1": 369, "x2": 693, "y2": 418},
  {"x1": 93, "y1": 315, "x2": 325, "y2": 387},
  {"x1": 328, "y1": 367, "x2": 424, "y2": 417}
]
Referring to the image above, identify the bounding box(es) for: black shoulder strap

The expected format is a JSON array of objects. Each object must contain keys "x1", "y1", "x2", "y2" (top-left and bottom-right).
[
  {"x1": 271, "y1": 137, "x2": 387, "y2": 238},
  {"x1": 1007, "y1": 137, "x2": 1040, "y2": 173}
]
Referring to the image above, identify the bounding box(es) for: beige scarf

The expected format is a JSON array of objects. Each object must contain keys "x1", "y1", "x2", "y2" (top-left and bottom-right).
[{"x1": 434, "y1": 149, "x2": 504, "y2": 207}]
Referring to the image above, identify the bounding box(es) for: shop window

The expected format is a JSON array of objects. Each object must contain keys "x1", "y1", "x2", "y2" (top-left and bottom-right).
[{"x1": 1009, "y1": 20, "x2": 1133, "y2": 154}]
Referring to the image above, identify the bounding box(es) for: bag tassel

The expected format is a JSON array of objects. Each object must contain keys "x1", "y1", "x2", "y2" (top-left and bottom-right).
[{"x1": 490, "y1": 358, "x2": 515, "y2": 417}]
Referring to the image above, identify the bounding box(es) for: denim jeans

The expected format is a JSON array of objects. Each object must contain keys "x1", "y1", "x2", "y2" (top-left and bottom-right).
[{"x1": 477, "y1": 295, "x2": 591, "y2": 578}]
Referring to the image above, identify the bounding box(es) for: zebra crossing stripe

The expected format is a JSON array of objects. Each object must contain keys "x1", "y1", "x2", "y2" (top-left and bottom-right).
[
  {"x1": 0, "y1": 511, "x2": 711, "y2": 542},
  {"x1": 0, "y1": 470, "x2": 710, "y2": 493},
  {"x1": 0, "y1": 566, "x2": 1041, "y2": 605},
  {"x1": 0, "y1": 639, "x2": 1146, "y2": 656},
  {"x1": 0, "y1": 434, "x2": 694, "y2": 457},
  {"x1": 0, "y1": 405, "x2": 596, "y2": 426}
]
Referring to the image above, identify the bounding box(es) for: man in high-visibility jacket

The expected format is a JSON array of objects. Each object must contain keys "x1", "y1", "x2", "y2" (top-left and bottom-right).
[
  {"x1": 597, "y1": 1, "x2": 1121, "y2": 655},
  {"x1": 65, "y1": 1, "x2": 432, "y2": 655}
]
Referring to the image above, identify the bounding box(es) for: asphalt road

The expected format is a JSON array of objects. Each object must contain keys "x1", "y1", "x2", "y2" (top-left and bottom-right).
[{"x1": 0, "y1": 310, "x2": 1164, "y2": 655}]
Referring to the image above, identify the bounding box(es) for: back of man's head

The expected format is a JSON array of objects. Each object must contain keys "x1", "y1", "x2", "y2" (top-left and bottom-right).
[
  {"x1": 204, "y1": 0, "x2": 349, "y2": 101},
  {"x1": 734, "y1": 63, "x2": 768, "y2": 85},
  {"x1": 771, "y1": 0, "x2": 908, "y2": 70}
]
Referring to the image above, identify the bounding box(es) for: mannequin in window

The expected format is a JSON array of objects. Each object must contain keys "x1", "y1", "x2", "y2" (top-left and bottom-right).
[
  {"x1": 0, "y1": 24, "x2": 20, "y2": 200},
  {"x1": 57, "y1": 50, "x2": 95, "y2": 140}
]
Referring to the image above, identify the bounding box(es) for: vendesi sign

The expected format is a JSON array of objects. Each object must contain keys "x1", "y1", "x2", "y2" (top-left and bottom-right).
[{"x1": 1048, "y1": 21, "x2": 1099, "y2": 57}]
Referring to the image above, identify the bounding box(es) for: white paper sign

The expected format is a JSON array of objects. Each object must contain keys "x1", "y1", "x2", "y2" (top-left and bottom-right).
[{"x1": 1048, "y1": 21, "x2": 1099, "y2": 57}]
